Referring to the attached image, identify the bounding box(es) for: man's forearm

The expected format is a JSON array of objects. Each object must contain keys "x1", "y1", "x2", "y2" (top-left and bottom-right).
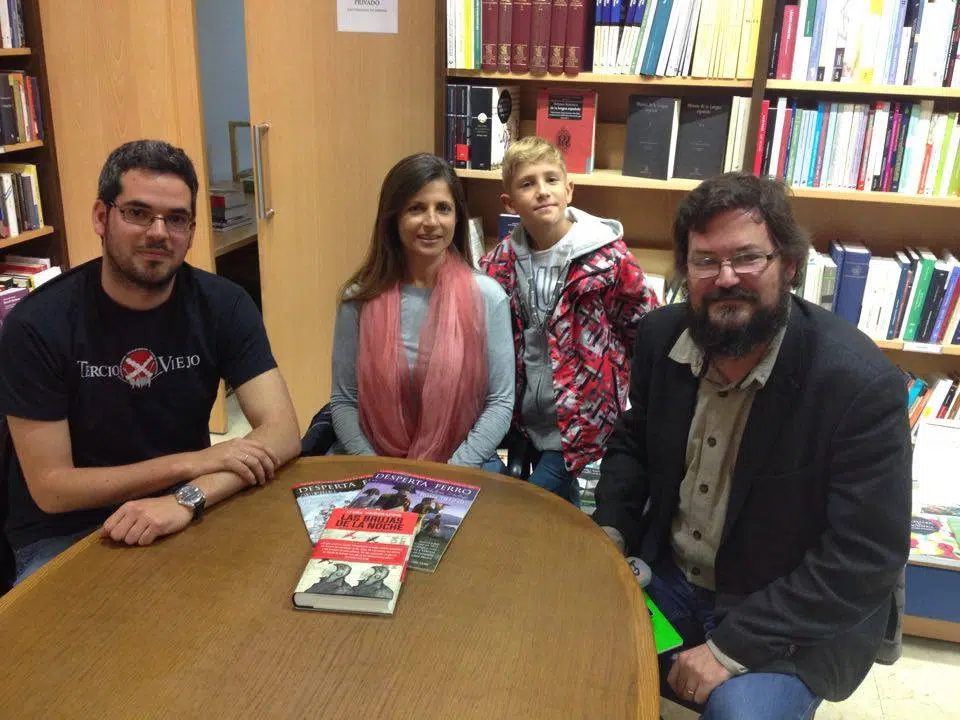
[
  {"x1": 40, "y1": 452, "x2": 198, "y2": 513},
  {"x1": 246, "y1": 415, "x2": 302, "y2": 468}
]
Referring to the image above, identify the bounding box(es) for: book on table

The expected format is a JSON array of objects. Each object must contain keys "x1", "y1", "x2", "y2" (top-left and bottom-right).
[
  {"x1": 292, "y1": 508, "x2": 420, "y2": 616},
  {"x1": 291, "y1": 475, "x2": 371, "y2": 543}
]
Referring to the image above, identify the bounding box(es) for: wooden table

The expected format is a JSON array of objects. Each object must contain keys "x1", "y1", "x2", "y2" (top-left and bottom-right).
[{"x1": 0, "y1": 457, "x2": 659, "y2": 719}]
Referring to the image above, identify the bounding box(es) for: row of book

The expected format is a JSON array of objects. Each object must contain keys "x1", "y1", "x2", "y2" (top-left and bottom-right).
[
  {"x1": 908, "y1": 372, "x2": 960, "y2": 428},
  {"x1": 0, "y1": 253, "x2": 62, "y2": 327},
  {"x1": 208, "y1": 184, "x2": 252, "y2": 232},
  {"x1": 0, "y1": 163, "x2": 44, "y2": 238},
  {"x1": 755, "y1": 99, "x2": 960, "y2": 196},
  {"x1": 0, "y1": 72, "x2": 44, "y2": 146},
  {"x1": 770, "y1": 0, "x2": 960, "y2": 87},
  {"x1": 0, "y1": 0, "x2": 25, "y2": 49},
  {"x1": 449, "y1": 0, "x2": 590, "y2": 74},
  {"x1": 799, "y1": 244, "x2": 960, "y2": 347},
  {"x1": 444, "y1": 84, "x2": 521, "y2": 171}
]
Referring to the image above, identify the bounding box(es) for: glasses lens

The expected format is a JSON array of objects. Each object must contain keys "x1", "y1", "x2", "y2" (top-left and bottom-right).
[
  {"x1": 165, "y1": 216, "x2": 192, "y2": 233},
  {"x1": 732, "y1": 255, "x2": 768, "y2": 274}
]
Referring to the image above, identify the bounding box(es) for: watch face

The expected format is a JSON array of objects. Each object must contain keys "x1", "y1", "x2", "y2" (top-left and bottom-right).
[{"x1": 176, "y1": 485, "x2": 204, "y2": 508}]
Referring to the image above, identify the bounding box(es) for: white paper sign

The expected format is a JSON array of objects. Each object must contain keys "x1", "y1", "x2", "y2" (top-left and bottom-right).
[
  {"x1": 337, "y1": 0, "x2": 398, "y2": 34},
  {"x1": 913, "y1": 419, "x2": 960, "y2": 507}
]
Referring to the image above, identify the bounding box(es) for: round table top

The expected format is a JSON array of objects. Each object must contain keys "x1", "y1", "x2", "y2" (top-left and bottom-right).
[{"x1": 1, "y1": 456, "x2": 659, "y2": 719}]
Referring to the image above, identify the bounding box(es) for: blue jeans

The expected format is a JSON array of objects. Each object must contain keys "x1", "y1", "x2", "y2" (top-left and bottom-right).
[
  {"x1": 647, "y1": 556, "x2": 821, "y2": 720},
  {"x1": 13, "y1": 526, "x2": 97, "y2": 584},
  {"x1": 484, "y1": 451, "x2": 580, "y2": 506}
]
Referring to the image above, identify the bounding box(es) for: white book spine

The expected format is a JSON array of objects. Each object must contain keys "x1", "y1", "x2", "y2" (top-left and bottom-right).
[
  {"x1": 723, "y1": 96, "x2": 740, "y2": 172},
  {"x1": 1, "y1": 174, "x2": 18, "y2": 236},
  {"x1": 768, "y1": 97, "x2": 787, "y2": 177},
  {"x1": 667, "y1": 100, "x2": 680, "y2": 178},
  {"x1": 895, "y1": 29, "x2": 911, "y2": 85}
]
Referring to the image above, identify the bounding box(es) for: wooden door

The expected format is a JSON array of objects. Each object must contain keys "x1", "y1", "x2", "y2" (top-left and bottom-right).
[
  {"x1": 36, "y1": 0, "x2": 228, "y2": 431},
  {"x1": 244, "y1": 1, "x2": 439, "y2": 429}
]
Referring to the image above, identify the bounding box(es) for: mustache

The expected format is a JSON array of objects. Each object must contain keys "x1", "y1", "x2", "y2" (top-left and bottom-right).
[{"x1": 703, "y1": 287, "x2": 759, "y2": 303}]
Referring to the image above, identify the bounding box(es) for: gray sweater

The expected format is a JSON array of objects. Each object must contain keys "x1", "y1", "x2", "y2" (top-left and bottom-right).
[{"x1": 330, "y1": 274, "x2": 514, "y2": 467}]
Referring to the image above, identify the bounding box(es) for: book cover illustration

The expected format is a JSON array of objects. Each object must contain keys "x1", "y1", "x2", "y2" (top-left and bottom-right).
[
  {"x1": 535, "y1": 88, "x2": 597, "y2": 174},
  {"x1": 910, "y1": 514, "x2": 960, "y2": 561},
  {"x1": 361, "y1": 470, "x2": 481, "y2": 572},
  {"x1": 292, "y1": 508, "x2": 420, "y2": 616},
  {"x1": 292, "y1": 475, "x2": 370, "y2": 544}
]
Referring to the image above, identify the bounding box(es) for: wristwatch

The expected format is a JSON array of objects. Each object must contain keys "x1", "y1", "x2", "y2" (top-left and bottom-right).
[{"x1": 175, "y1": 484, "x2": 206, "y2": 520}]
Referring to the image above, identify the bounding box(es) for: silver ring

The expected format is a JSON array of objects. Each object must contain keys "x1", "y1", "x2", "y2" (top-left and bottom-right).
[
  {"x1": 686, "y1": 689, "x2": 695, "y2": 696},
  {"x1": 241, "y1": 453, "x2": 249, "y2": 463}
]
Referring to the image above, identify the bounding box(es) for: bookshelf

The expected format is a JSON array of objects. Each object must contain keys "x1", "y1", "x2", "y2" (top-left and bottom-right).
[
  {"x1": 439, "y1": 0, "x2": 960, "y2": 641},
  {"x1": 0, "y1": 0, "x2": 66, "y2": 268}
]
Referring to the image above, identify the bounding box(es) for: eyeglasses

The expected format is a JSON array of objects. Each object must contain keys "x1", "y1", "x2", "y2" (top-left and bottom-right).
[
  {"x1": 107, "y1": 202, "x2": 194, "y2": 235},
  {"x1": 687, "y1": 251, "x2": 779, "y2": 280}
]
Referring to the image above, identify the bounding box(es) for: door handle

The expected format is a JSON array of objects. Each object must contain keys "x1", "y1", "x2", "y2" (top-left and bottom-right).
[{"x1": 252, "y1": 122, "x2": 274, "y2": 220}]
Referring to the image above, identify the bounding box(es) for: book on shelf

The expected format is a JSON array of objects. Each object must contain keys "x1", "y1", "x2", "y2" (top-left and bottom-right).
[
  {"x1": 0, "y1": 254, "x2": 61, "y2": 327},
  {"x1": 0, "y1": 163, "x2": 43, "y2": 238},
  {"x1": 910, "y1": 514, "x2": 960, "y2": 562},
  {"x1": 672, "y1": 98, "x2": 732, "y2": 180},
  {"x1": 499, "y1": 212, "x2": 521, "y2": 241},
  {"x1": 769, "y1": 0, "x2": 960, "y2": 86},
  {"x1": 445, "y1": 84, "x2": 519, "y2": 171},
  {"x1": 535, "y1": 88, "x2": 598, "y2": 173},
  {"x1": 623, "y1": 95, "x2": 679, "y2": 179},
  {"x1": 446, "y1": 0, "x2": 756, "y2": 78},
  {"x1": 469, "y1": 216, "x2": 486, "y2": 266},
  {"x1": 755, "y1": 99, "x2": 960, "y2": 197},
  {"x1": 0, "y1": 73, "x2": 43, "y2": 146},
  {"x1": 292, "y1": 508, "x2": 420, "y2": 616},
  {"x1": 0, "y1": 1, "x2": 25, "y2": 50}
]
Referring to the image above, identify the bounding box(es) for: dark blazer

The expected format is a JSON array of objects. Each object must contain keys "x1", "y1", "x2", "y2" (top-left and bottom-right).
[{"x1": 593, "y1": 297, "x2": 912, "y2": 701}]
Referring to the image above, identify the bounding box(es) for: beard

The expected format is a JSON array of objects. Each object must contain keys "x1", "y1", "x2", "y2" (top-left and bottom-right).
[
  {"x1": 102, "y1": 229, "x2": 181, "y2": 290},
  {"x1": 686, "y1": 282, "x2": 791, "y2": 359}
]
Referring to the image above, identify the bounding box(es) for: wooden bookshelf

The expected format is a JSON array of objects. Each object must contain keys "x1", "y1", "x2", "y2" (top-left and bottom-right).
[
  {"x1": 0, "y1": 139, "x2": 42, "y2": 154},
  {"x1": 447, "y1": 69, "x2": 753, "y2": 88},
  {"x1": 943, "y1": 345, "x2": 960, "y2": 357},
  {"x1": 0, "y1": 225, "x2": 54, "y2": 250},
  {"x1": 0, "y1": 48, "x2": 30, "y2": 57},
  {"x1": 788, "y1": 187, "x2": 960, "y2": 207},
  {"x1": 765, "y1": 80, "x2": 960, "y2": 99},
  {"x1": 457, "y1": 167, "x2": 702, "y2": 191}
]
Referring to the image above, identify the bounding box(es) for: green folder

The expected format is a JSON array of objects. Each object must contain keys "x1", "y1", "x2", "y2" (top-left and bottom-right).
[{"x1": 645, "y1": 591, "x2": 684, "y2": 655}]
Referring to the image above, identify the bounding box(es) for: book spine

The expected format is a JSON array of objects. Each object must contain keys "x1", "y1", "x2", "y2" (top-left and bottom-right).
[
  {"x1": 890, "y1": 102, "x2": 912, "y2": 192},
  {"x1": 548, "y1": 0, "x2": 569, "y2": 73},
  {"x1": 813, "y1": 103, "x2": 831, "y2": 187},
  {"x1": 530, "y1": 0, "x2": 553, "y2": 74},
  {"x1": 886, "y1": 262, "x2": 912, "y2": 339},
  {"x1": 777, "y1": 5, "x2": 799, "y2": 79},
  {"x1": 931, "y1": 267, "x2": 960, "y2": 342},
  {"x1": 512, "y1": 0, "x2": 533, "y2": 71},
  {"x1": 752, "y1": 98, "x2": 770, "y2": 175},
  {"x1": 943, "y1": 0, "x2": 960, "y2": 85},
  {"x1": 498, "y1": 0, "x2": 514, "y2": 71},
  {"x1": 917, "y1": 269, "x2": 949, "y2": 342},
  {"x1": 808, "y1": 0, "x2": 829, "y2": 79},
  {"x1": 856, "y1": 105, "x2": 876, "y2": 191},
  {"x1": 904, "y1": 257, "x2": 934, "y2": 341},
  {"x1": 482, "y1": 0, "x2": 501, "y2": 69},
  {"x1": 769, "y1": 0, "x2": 788, "y2": 78},
  {"x1": 565, "y1": 0, "x2": 587, "y2": 73}
]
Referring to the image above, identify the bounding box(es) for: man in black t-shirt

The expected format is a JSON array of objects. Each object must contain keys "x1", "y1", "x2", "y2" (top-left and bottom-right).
[{"x1": 0, "y1": 140, "x2": 301, "y2": 583}]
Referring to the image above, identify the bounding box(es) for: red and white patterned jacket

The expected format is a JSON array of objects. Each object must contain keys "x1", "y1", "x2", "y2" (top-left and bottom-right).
[{"x1": 481, "y1": 219, "x2": 659, "y2": 475}]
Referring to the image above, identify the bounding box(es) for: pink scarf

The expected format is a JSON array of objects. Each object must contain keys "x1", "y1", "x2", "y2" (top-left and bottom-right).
[{"x1": 357, "y1": 253, "x2": 487, "y2": 462}]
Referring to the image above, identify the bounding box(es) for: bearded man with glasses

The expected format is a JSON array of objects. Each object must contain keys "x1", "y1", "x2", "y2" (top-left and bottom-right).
[
  {"x1": 0, "y1": 140, "x2": 300, "y2": 584},
  {"x1": 593, "y1": 173, "x2": 911, "y2": 719}
]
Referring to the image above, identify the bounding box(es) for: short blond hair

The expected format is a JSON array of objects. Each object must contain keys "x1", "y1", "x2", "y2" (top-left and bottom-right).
[{"x1": 501, "y1": 136, "x2": 567, "y2": 190}]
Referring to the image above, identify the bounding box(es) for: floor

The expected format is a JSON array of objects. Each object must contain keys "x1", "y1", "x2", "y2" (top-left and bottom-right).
[{"x1": 213, "y1": 402, "x2": 960, "y2": 719}]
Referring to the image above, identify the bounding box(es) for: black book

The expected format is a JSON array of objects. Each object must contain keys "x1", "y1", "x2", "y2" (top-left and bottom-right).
[
  {"x1": 672, "y1": 99, "x2": 732, "y2": 181},
  {"x1": 917, "y1": 265, "x2": 950, "y2": 343},
  {"x1": 444, "y1": 84, "x2": 456, "y2": 164},
  {"x1": 468, "y1": 85, "x2": 517, "y2": 171},
  {"x1": 890, "y1": 103, "x2": 913, "y2": 192},
  {"x1": 875, "y1": 102, "x2": 898, "y2": 191},
  {"x1": 0, "y1": 76, "x2": 16, "y2": 146},
  {"x1": 768, "y1": 0, "x2": 789, "y2": 79},
  {"x1": 10, "y1": 174, "x2": 26, "y2": 231},
  {"x1": 622, "y1": 95, "x2": 678, "y2": 180},
  {"x1": 453, "y1": 84, "x2": 469, "y2": 170}
]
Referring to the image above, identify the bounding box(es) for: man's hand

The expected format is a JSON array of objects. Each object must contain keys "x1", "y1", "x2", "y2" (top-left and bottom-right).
[
  {"x1": 101, "y1": 496, "x2": 193, "y2": 546},
  {"x1": 666, "y1": 643, "x2": 732, "y2": 706},
  {"x1": 188, "y1": 438, "x2": 279, "y2": 486}
]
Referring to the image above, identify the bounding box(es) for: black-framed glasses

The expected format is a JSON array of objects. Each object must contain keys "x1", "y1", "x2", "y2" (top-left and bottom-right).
[
  {"x1": 687, "y1": 250, "x2": 779, "y2": 280},
  {"x1": 106, "y1": 202, "x2": 194, "y2": 235}
]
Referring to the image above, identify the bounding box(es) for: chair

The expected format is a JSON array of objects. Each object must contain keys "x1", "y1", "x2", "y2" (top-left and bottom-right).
[
  {"x1": 0, "y1": 417, "x2": 16, "y2": 595},
  {"x1": 300, "y1": 403, "x2": 531, "y2": 482}
]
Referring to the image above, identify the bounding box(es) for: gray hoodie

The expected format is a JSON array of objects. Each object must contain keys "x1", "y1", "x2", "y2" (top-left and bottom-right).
[{"x1": 509, "y1": 206, "x2": 624, "y2": 452}]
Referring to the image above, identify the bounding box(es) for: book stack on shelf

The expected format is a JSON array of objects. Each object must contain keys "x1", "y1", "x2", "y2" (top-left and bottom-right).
[
  {"x1": 448, "y1": 0, "x2": 762, "y2": 79},
  {"x1": 209, "y1": 184, "x2": 252, "y2": 233},
  {"x1": 0, "y1": 252, "x2": 61, "y2": 326},
  {"x1": 769, "y1": 0, "x2": 960, "y2": 87},
  {"x1": 0, "y1": 71, "x2": 42, "y2": 145}
]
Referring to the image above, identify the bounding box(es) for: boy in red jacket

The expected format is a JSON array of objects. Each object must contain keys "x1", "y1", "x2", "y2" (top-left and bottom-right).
[{"x1": 481, "y1": 137, "x2": 659, "y2": 503}]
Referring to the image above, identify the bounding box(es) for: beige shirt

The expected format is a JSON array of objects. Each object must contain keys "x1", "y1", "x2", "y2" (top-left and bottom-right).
[{"x1": 668, "y1": 321, "x2": 788, "y2": 593}]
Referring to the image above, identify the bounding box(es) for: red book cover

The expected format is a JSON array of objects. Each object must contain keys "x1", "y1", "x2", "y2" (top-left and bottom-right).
[
  {"x1": 776, "y1": 106, "x2": 793, "y2": 180},
  {"x1": 482, "y1": 0, "x2": 501, "y2": 70},
  {"x1": 23, "y1": 76, "x2": 36, "y2": 141},
  {"x1": 530, "y1": 0, "x2": 553, "y2": 75},
  {"x1": 535, "y1": 88, "x2": 598, "y2": 173},
  {"x1": 752, "y1": 99, "x2": 771, "y2": 176},
  {"x1": 292, "y1": 508, "x2": 420, "y2": 616},
  {"x1": 512, "y1": 0, "x2": 533, "y2": 71},
  {"x1": 498, "y1": 0, "x2": 514, "y2": 73},
  {"x1": 776, "y1": 5, "x2": 799, "y2": 80},
  {"x1": 916, "y1": 135, "x2": 934, "y2": 194},
  {"x1": 564, "y1": 0, "x2": 587, "y2": 74},
  {"x1": 548, "y1": 0, "x2": 569, "y2": 74}
]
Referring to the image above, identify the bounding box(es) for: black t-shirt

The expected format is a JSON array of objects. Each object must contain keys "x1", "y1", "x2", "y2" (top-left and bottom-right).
[{"x1": 0, "y1": 259, "x2": 277, "y2": 547}]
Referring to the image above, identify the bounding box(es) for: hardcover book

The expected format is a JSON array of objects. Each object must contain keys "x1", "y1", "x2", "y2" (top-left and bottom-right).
[
  {"x1": 672, "y1": 98, "x2": 732, "y2": 181},
  {"x1": 468, "y1": 85, "x2": 519, "y2": 171},
  {"x1": 535, "y1": 88, "x2": 598, "y2": 174},
  {"x1": 622, "y1": 95, "x2": 679, "y2": 180},
  {"x1": 360, "y1": 470, "x2": 481, "y2": 572},
  {"x1": 292, "y1": 508, "x2": 420, "y2": 615}
]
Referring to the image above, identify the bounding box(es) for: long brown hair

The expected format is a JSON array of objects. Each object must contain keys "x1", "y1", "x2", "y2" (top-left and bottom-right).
[{"x1": 341, "y1": 153, "x2": 472, "y2": 303}]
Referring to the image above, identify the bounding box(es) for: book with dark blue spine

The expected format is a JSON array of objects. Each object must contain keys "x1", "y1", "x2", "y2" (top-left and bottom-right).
[{"x1": 830, "y1": 241, "x2": 872, "y2": 325}]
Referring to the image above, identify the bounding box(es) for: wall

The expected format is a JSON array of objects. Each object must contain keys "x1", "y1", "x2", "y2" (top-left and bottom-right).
[{"x1": 195, "y1": 0, "x2": 250, "y2": 184}]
